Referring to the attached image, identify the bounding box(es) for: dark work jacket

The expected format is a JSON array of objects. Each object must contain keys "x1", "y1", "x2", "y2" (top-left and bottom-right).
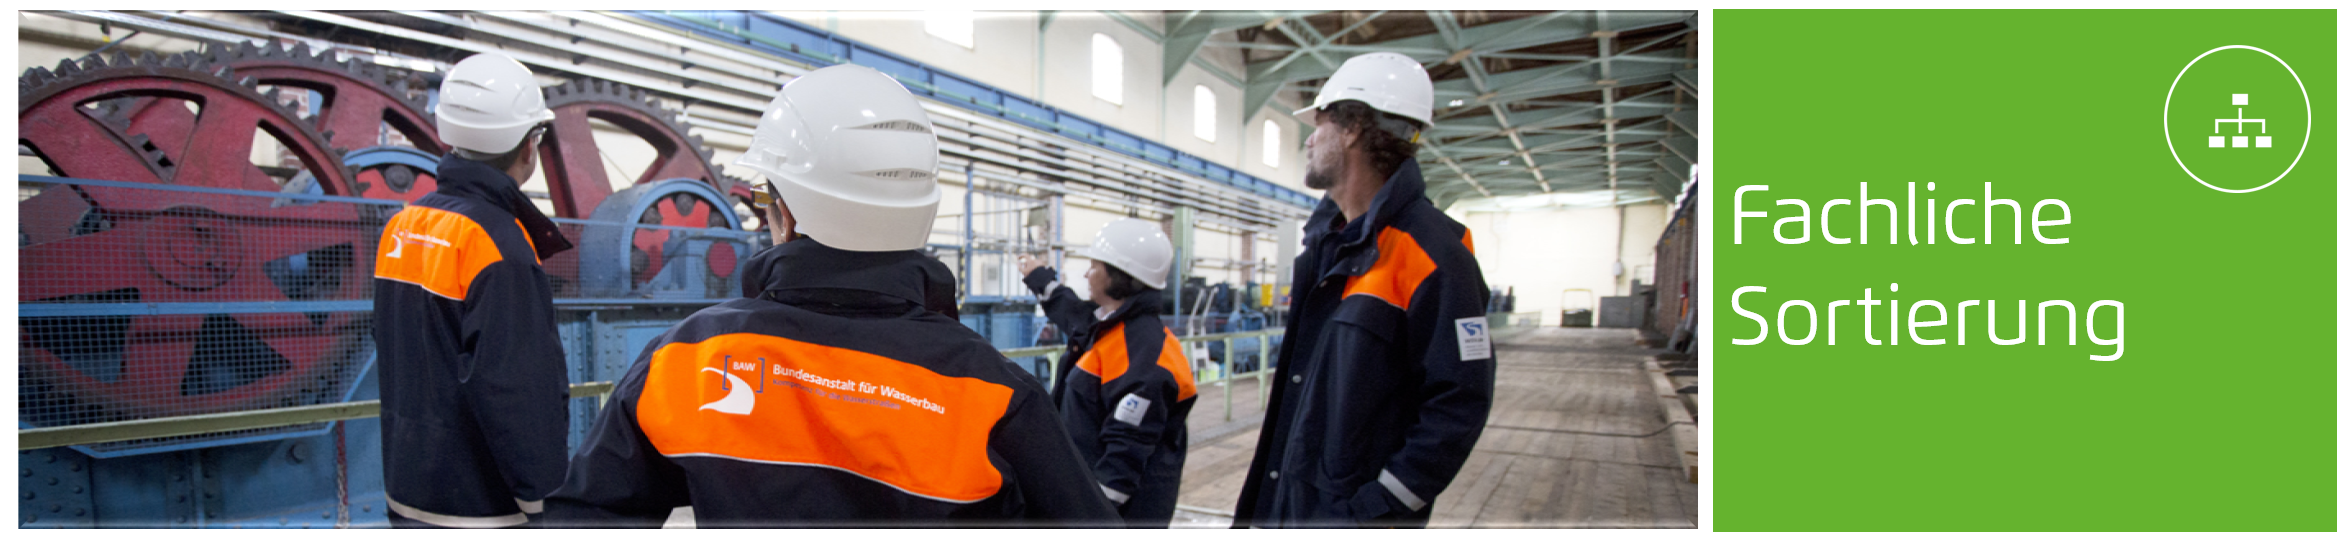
[
  {"x1": 371, "y1": 154, "x2": 575, "y2": 528},
  {"x1": 545, "y1": 238, "x2": 1122, "y2": 527},
  {"x1": 1232, "y1": 159, "x2": 1497, "y2": 528},
  {"x1": 1021, "y1": 271, "x2": 1195, "y2": 528}
]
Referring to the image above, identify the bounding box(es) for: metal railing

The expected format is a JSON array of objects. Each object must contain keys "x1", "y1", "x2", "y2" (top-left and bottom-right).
[
  {"x1": 16, "y1": 315, "x2": 1565, "y2": 451},
  {"x1": 984, "y1": 328, "x2": 1288, "y2": 423},
  {"x1": 16, "y1": 327, "x2": 1290, "y2": 450},
  {"x1": 15, "y1": 174, "x2": 762, "y2": 456},
  {"x1": 19, "y1": 382, "x2": 615, "y2": 450}
]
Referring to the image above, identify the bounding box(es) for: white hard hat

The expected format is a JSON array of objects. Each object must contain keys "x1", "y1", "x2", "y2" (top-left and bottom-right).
[
  {"x1": 733, "y1": 65, "x2": 941, "y2": 252},
  {"x1": 1080, "y1": 218, "x2": 1174, "y2": 290},
  {"x1": 1293, "y1": 52, "x2": 1436, "y2": 133},
  {"x1": 434, "y1": 53, "x2": 556, "y2": 155}
]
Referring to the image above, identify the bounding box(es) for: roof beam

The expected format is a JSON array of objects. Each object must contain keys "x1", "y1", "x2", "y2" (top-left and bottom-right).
[
  {"x1": 1420, "y1": 141, "x2": 1492, "y2": 198},
  {"x1": 1598, "y1": 12, "x2": 1621, "y2": 201},
  {"x1": 1101, "y1": 11, "x2": 1163, "y2": 43},
  {"x1": 1162, "y1": 11, "x2": 1213, "y2": 85},
  {"x1": 1166, "y1": 11, "x2": 1313, "y2": 85}
]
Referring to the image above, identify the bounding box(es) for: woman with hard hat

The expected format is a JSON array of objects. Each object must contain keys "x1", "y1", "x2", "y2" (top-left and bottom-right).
[{"x1": 1017, "y1": 219, "x2": 1198, "y2": 528}]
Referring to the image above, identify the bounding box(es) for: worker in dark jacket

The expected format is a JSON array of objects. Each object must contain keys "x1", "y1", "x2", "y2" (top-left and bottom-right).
[
  {"x1": 1016, "y1": 218, "x2": 1197, "y2": 527},
  {"x1": 545, "y1": 65, "x2": 1120, "y2": 528},
  {"x1": 1234, "y1": 52, "x2": 1497, "y2": 528},
  {"x1": 371, "y1": 52, "x2": 574, "y2": 528}
]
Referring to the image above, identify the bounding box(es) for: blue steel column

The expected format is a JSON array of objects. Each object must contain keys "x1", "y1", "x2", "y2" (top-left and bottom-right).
[
  {"x1": 961, "y1": 164, "x2": 976, "y2": 300},
  {"x1": 1172, "y1": 205, "x2": 1197, "y2": 317}
]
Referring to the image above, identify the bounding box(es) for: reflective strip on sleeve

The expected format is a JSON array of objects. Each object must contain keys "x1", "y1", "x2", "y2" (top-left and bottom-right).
[
  {"x1": 1100, "y1": 483, "x2": 1131, "y2": 504},
  {"x1": 515, "y1": 497, "x2": 543, "y2": 514},
  {"x1": 1043, "y1": 280, "x2": 1062, "y2": 296},
  {"x1": 1379, "y1": 469, "x2": 1427, "y2": 511},
  {"x1": 387, "y1": 496, "x2": 529, "y2": 528}
]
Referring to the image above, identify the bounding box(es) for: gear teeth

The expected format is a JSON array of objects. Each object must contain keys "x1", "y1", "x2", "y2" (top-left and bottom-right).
[
  {"x1": 138, "y1": 51, "x2": 160, "y2": 67},
  {"x1": 109, "y1": 52, "x2": 132, "y2": 69},
  {"x1": 263, "y1": 88, "x2": 284, "y2": 104},
  {"x1": 238, "y1": 76, "x2": 257, "y2": 88},
  {"x1": 24, "y1": 66, "x2": 54, "y2": 87},
  {"x1": 321, "y1": 130, "x2": 337, "y2": 143},
  {"x1": 55, "y1": 58, "x2": 83, "y2": 77},
  {"x1": 79, "y1": 55, "x2": 107, "y2": 70},
  {"x1": 291, "y1": 42, "x2": 312, "y2": 59},
  {"x1": 211, "y1": 65, "x2": 234, "y2": 80},
  {"x1": 237, "y1": 41, "x2": 261, "y2": 57}
]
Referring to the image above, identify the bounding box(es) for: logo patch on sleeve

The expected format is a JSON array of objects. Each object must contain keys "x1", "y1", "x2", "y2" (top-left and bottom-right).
[
  {"x1": 1457, "y1": 316, "x2": 1492, "y2": 361},
  {"x1": 1113, "y1": 393, "x2": 1152, "y2": 426}
]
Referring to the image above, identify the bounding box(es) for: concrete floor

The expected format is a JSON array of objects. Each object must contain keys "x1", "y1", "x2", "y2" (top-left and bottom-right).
[{"x1": 1170, "y1": 327, "x2": 1699, "y2": 528}]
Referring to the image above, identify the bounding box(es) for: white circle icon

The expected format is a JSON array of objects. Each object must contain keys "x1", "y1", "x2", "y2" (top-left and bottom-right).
[{"x1": 2162, "y1": 45, "x2": 2313, "y2": 194}]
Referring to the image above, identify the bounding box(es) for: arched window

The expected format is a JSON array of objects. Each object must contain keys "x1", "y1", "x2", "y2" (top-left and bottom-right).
[
  {"x1": 1262, "y1": 120, "x2": 1283, "y2": 167},
  {"x1": 1193, "y1": 85, "x2": 1217, "y2": 142},
  {"x1": 1091, "y1": 33, "x2": 1122, "y2": 105}
]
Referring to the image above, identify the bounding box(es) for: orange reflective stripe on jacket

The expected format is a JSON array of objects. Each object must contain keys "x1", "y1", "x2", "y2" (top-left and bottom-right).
[
  {"x1": 372, "y1": 205, "x2": 526, "y2": 301},
  {"x1": 634, "y1": 332, "x2": 1016, "y2": 503},
  {"x1": 1342, "y1": 226, "x2": 1440, "y2": 311},
  {"x1": 1074, "y1": 325, "x2": 1198, "y2": 402}
]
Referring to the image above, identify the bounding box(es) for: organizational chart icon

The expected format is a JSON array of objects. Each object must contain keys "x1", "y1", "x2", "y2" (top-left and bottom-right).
[
  {"x1": 2208, "y1": 94, "x2": 2271, "y2": 149},
  {"x1": 2163, "y1": 45, "x2": 2313, "y2": 193}
]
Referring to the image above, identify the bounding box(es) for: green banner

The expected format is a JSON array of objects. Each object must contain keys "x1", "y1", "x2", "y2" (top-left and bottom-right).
[{"x1": 1717, "y1": 10, "x2": 2333, "y2": 531}]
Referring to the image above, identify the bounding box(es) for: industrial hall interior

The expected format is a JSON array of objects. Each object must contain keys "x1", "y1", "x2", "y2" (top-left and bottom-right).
[{"x1": 15, "y1": 10, "x2": 1703, "y2": 529}]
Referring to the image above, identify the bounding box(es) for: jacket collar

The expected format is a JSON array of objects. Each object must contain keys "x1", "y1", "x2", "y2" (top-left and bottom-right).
[
  {"x1": 433, "y1": 154, "x2": 573, "y2": 260},
  {"x1": 1093, "y1": 289, "x2": 1164, "y2": 331},
  {"x1": 741, "y1": 237, "x2": 934, "y2": 310},
  {"x1": 1302, "y1": 158, "x2": 1426, "y2": 253}
]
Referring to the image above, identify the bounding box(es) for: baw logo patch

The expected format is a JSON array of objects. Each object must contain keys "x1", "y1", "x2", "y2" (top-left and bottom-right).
[{"x1": 1457, "y1": 316, "x2": 1492, "y2": 361}]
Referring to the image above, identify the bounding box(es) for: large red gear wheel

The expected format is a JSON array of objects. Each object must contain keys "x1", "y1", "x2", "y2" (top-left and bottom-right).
[
  {"x1": 209, "y1": 40, "x2": 446, "y2": 203},
  {"x1": 539, "y1": 79, "x2": 755, "y2": 294},
  {"x1": 18, "y1": 51, "x2": 376, "y2": 426}
]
